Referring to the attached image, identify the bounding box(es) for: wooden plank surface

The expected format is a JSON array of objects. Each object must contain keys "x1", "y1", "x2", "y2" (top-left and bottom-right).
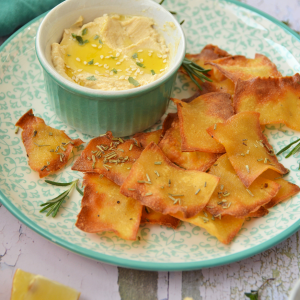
[{"x1": 1, "y1": 0, "x2": 300, "y2": 299}]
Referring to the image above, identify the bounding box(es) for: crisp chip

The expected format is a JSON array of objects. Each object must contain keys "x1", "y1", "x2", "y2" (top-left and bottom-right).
[
  {"x1": 141, "y1": 206, "x2": 180, "y2": 229},
  {"x1": 207, "y1": 111, "x2": 288, "y2": 187},
  {"x1": 72, "y1": 132, "x2": 142, "y2": 186},
  {"x1": 234, "y1": 74, "x2": 300, "y2": 131},
  {"x1": 159, "y1": 116, "x2": 220, "y2": 171},
  {"x1": 173, "y1": 92, "x2": 234, "y2": 153},
  {"x1": 162, "y1": 113, "x2": 178, "y2": 135},
  {"x1": 172, "y1": 210, "x2": 244, "y2": 245},
  {"x1": 120, "y1": 142, "x2": 219, "y2": 218},
  {"x1": 246, "y1": 206, "x2": 269, "y2": 218},
  {"x1": 76, "y1": 173, "x2": 142, "y2": 240},
  {"x1": 206, "y1": 154, "x2": 280, "y2": 218},
  {"x1": 133, "y1": 130, "x2": 163, "y2": 148},
  {"x1": 196, "y1": 78, "x2": 235, "y2": 96},
  {"x1": 261, "y1": 169, "x2": 300, "y2": 209},
  {"x1": 207, "y1": 54, "x2": 282, "y2": 84},
  {"x1": 15, "y1": 109, "x2": 83, "y2": 178}
]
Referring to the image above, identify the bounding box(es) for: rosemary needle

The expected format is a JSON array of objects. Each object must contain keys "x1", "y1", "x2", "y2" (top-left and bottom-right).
[
  {"x1": 40, "y1": 179, "x2": 83, "y2": 217},
  {"x1": 285, "y1": 141, "x2": 300, "y2": 158},
  {"x1": 276, "y1": 138, "x2": 300, "y2": 155},
  {"x1": 182, "y1": 58, "x2": 212, "y2": 90}
]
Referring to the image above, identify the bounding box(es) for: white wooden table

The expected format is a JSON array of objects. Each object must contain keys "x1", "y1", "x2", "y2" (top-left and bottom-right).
[{"x1": 1, "y1": 1, "x2": 300, "y2": 299}]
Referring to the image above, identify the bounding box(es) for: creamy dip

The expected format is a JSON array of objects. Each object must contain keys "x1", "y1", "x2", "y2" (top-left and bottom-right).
[{"x1": 51, "y1": 14, "x2": 170, "y2": 91}]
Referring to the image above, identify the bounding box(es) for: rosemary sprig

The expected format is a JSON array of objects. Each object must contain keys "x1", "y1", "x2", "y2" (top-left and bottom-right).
[
  {"x1": 245, "y1": 278, "x2": 275, "y2": 300},
  {"x1": 277, "y1": 138, "x2": 300, "y2": 158},
  {"x1": 182, "y1": 57, "x2": 212, "y2": 90},
  {"x1": 40, "y1": 179, "x2": 83, "y2": 217}
]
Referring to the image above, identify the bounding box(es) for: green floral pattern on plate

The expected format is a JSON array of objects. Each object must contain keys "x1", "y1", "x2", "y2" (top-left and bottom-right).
[{"x1": 1, "y1": 0, "x2": 300, "y2": 267}]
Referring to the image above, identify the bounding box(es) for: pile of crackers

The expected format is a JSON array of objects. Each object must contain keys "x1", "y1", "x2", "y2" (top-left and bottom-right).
[{"x1": 16, "y1": 45, "x2": 300, "y2": 244}]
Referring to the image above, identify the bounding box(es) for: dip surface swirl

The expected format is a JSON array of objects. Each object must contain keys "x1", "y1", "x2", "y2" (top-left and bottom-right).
[{"x1": 51, "y1": 14, "x2": 170, "y2": 91}]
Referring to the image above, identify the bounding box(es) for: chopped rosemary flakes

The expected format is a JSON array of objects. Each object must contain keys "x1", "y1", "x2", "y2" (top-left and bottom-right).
[
  {"x1": 137, "y1": 180, "x2": 152, "y2": 184},
  {"x1": 146, "y1": 173, "x2": 151, "y2": 182},
  {"x1": 246, "y1": 189, "x2": 254, "y2": 197},
  {"x1": 33, "y1": 130, "x2": 37, "y2": 137},
  {"x1": 129, "y1": 144, "x2": 133, "y2": 151},
  {"x1": 103, "y1": 165, "x2": 110, "y2": 171},
  {"x1": 223, "y1": 192, "x2": 230, "y2": 197},
  {"x1": 246, "y1": 150, "x2": 250, "y2": 154},
  {"x1": 240, "y1": 153, "x2": 245, "y2": 156},
  {"x1": 47, "y1": 161, "x2": 50, "y2": 165},
  {"x1": 168, "y1": 195, "x2": 176, "y2": 201},
  {"x1": 60, "y1": 146, "x2": 66, "y2": 152},
  {"x1": 257, "y1": 158, "x2": 263, "y2": 162},
  {"x1": 87, "y1": 157, "x2": 91, "y2": 161},
  {"x1": 145, "y1": 192, "x2": 152, "y2": 196},
  {"x1": 254, "y1": 144, "x2": 258, "y2": 148},
  {"x1": 154, "y1": 170, "x2": 160, "y2": 177},
  {"x1": 127, "y1": 167, "x2": 131, "y2": 170},
  {"x1": 220, "y1": 185, "x2": 224, "y2": 190},
  {"x1": 49, "y1": 132, "x2": 53, "y2": 136},
  {"x1": 168, "y1": 179, "x2": 171, "y2": 187},
  {"x1": 50, "y1": 149, "x2": 54, "y2": 152},
  {"x1": 128, "y1": 188, "x2": 136, "y2": 191},
  {"x1": 34, "y1": 142, "x2": 50, "y2": 147},
  {"x1": 204, "y1": 182, "x2": 207, "y2": 187},
  {"x1": 201, "y1": 217, "x2": 209, "y2": 223},
  {"x1": 92, "y1": 155, "x2": 96, "y2": 163},
  {"x1": 154, "y1": 161, "x2": 162, "y2": 165},
  {"x1": 40, "y1": 166, "x2": 47, "y2": 171},
  {"x1": 15, "y1": 127, "x2": 19, "y2": 134},
  {"x1": 204, "y1": 211, "x2": 208, "y2": 217},
  {"x1": 117, "y1": 148, "x2": 124, "y2": 152},
  {"x1": 245, "y1": 165, "x2": 250, "y2": 173},
  {"x1": 264, "y1": 158, "x2": 268, "y2": 164},
  {"x1": 214, "y1": 124, "x2": 217, "y2": 130},
  {"x1": 195, "y1": 188, "x2": 201, "y2": 195},
  {"x1": 161, "y1": 186, "x2": 164, "y2": 189}
]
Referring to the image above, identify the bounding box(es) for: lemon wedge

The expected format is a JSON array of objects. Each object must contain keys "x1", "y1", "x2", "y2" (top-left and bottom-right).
[{"x1": 10, "y1": 269, "x2": 80, "y2": 300}]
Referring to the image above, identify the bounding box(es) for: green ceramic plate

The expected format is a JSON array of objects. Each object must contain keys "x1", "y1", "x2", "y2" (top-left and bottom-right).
[{"x1": 1, "y1": 0, "x2": 300, "y2": 271}]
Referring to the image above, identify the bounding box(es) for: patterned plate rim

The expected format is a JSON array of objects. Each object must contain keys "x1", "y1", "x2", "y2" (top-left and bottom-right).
[{"x1": 1, "y1": 0, "x2": 300, "y2": 271}]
